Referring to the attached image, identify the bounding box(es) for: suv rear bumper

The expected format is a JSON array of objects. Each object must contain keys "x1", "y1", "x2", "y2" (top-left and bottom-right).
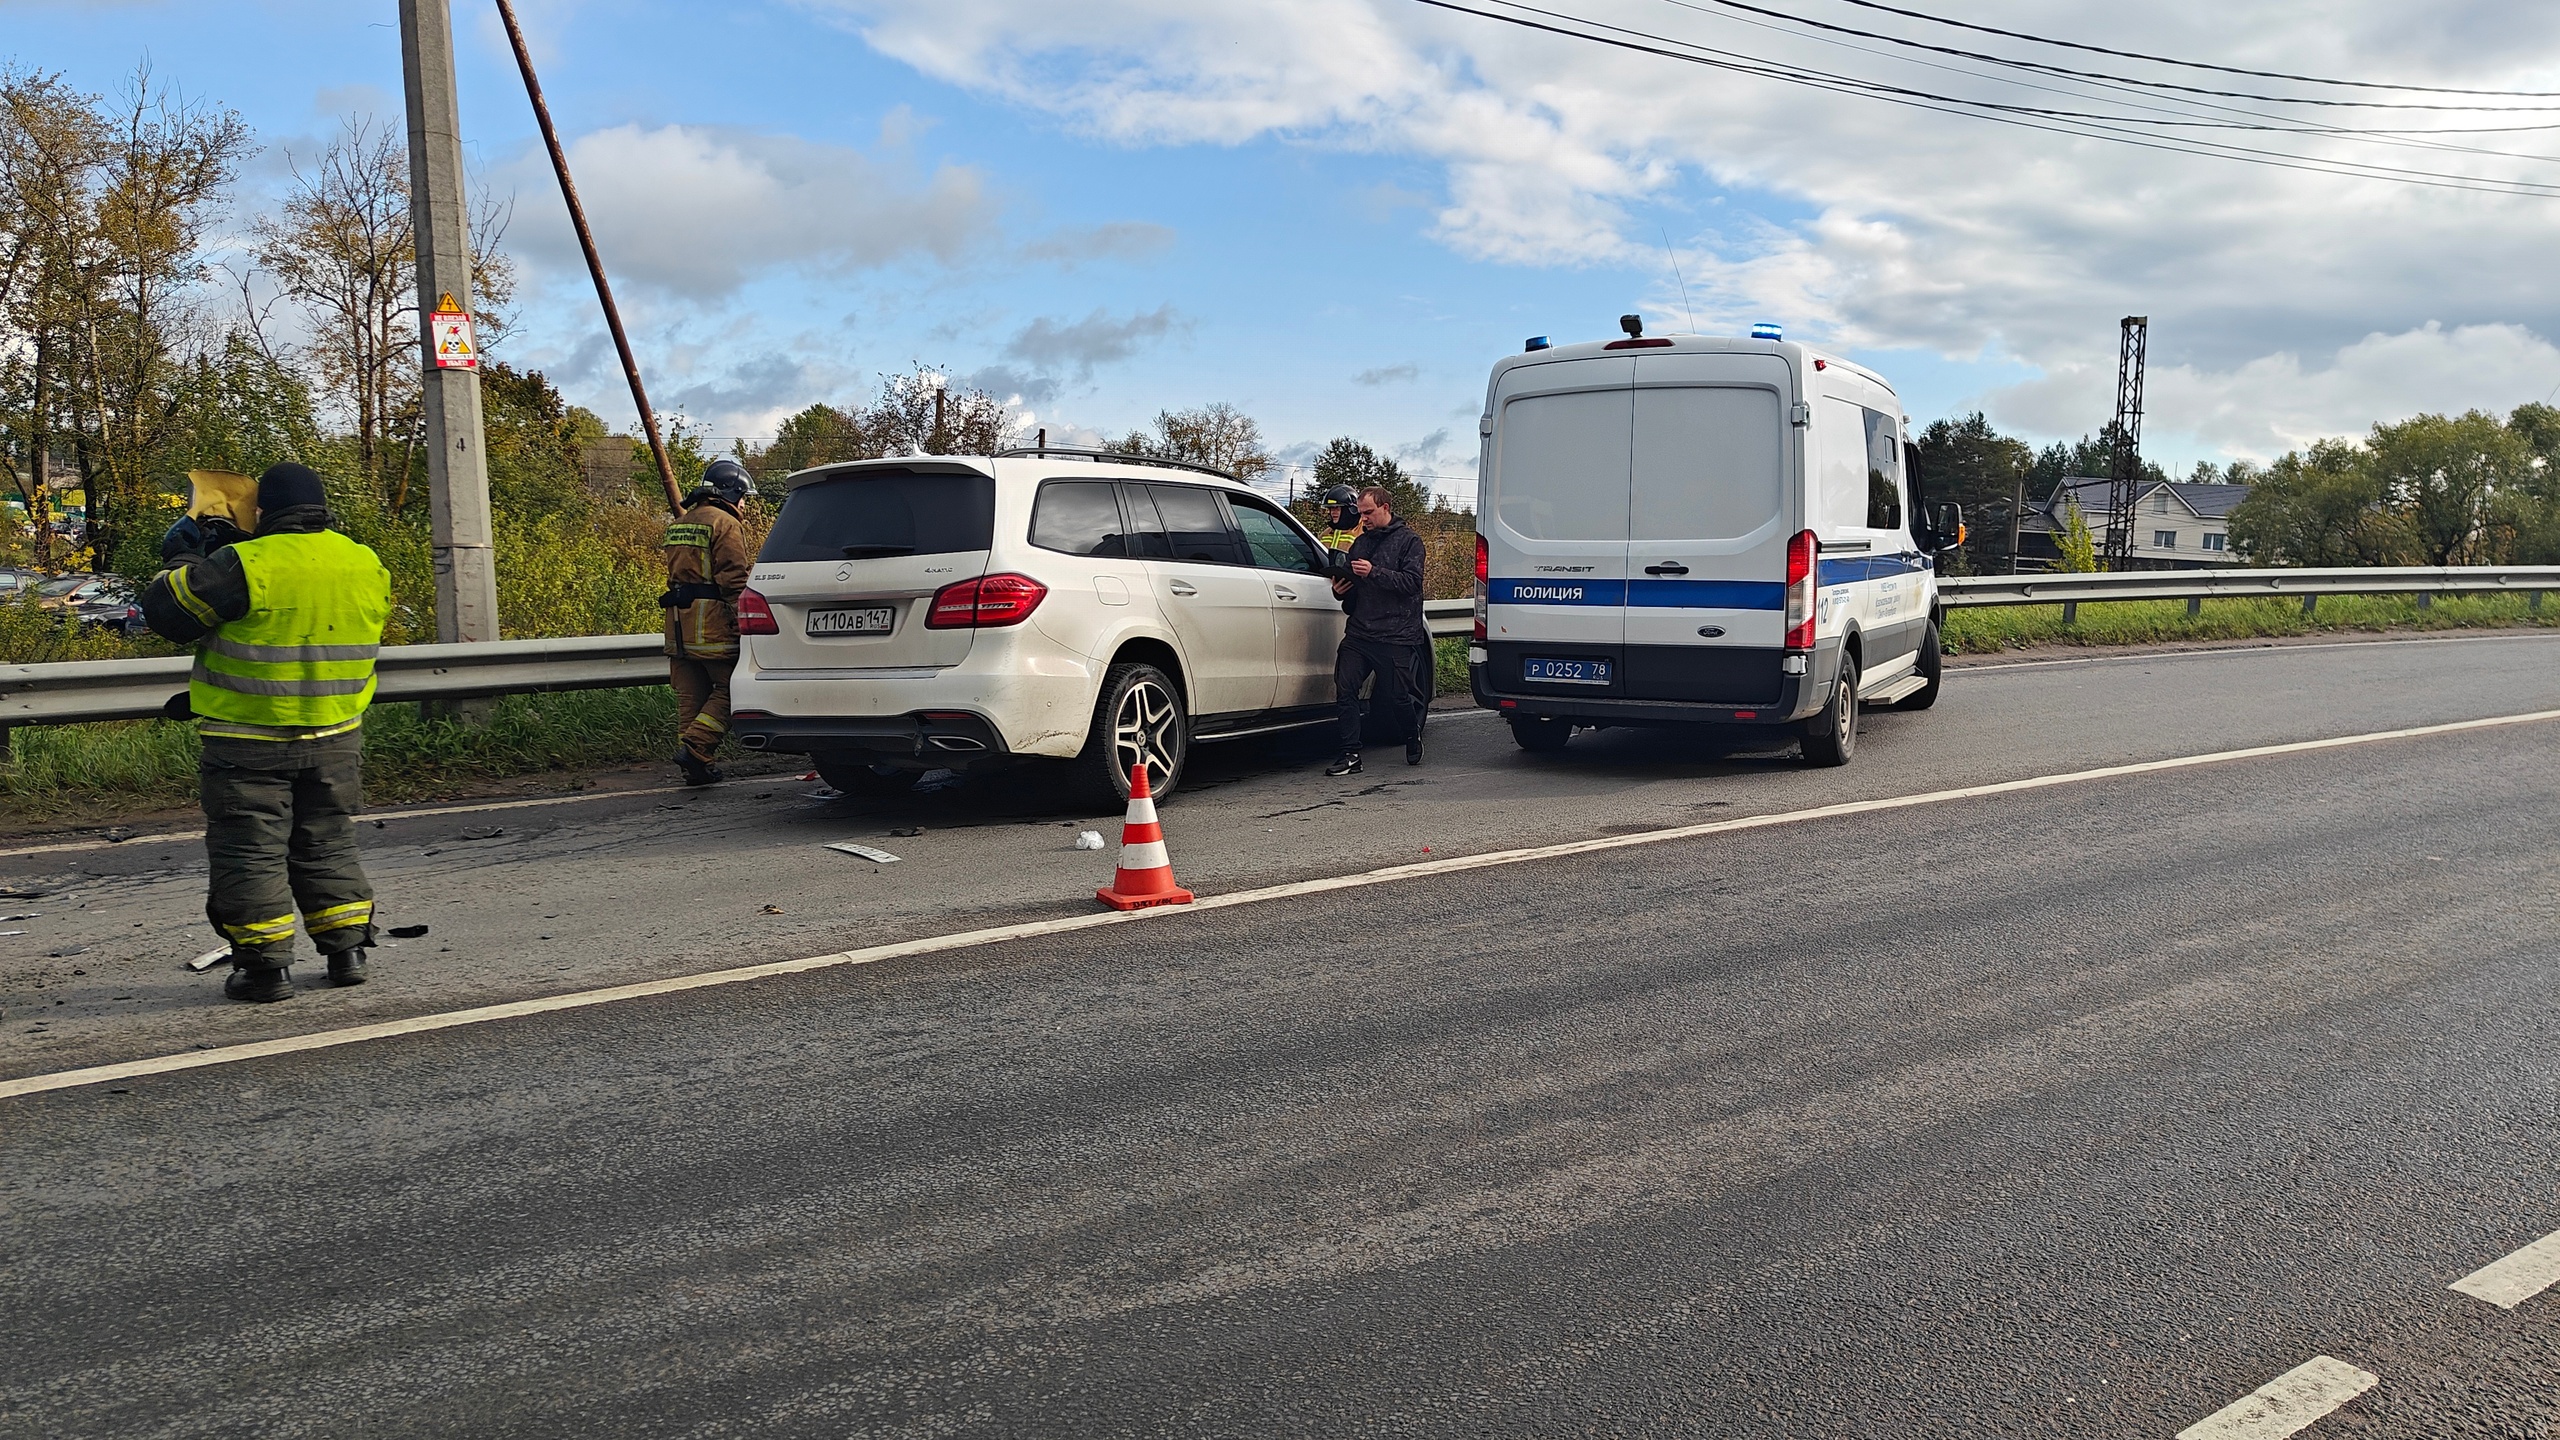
[{"x1": 729, "y1": 710, "x2": 1011, "y2": 763}]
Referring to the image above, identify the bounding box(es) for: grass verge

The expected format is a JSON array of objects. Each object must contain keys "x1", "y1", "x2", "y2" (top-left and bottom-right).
[
  {"x1": 4, "y1": 687, "x2": 686, "y2": 823},
  {"x1": 1942, "y1": 592, "x2": 2555, "y2": 654}
]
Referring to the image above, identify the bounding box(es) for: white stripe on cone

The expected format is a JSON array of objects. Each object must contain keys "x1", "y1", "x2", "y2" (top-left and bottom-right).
[
  {"x1": 1116, "y1": 840, "x2": 1170, "y2": 871},
  {"x1": 1124, "y1": 796, "x2": 1158, "y2": 826}
]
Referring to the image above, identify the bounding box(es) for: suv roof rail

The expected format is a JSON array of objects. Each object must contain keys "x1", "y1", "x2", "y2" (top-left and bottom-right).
[{"x1": 992, "y1": 445, "x2": 1239, "y2": 483}]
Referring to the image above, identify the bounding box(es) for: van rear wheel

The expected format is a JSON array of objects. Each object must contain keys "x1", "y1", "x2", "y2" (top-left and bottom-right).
[
  {"x1": 1509, "y1": 715, "x2": 1573, "y2": 753},
  {"x1": 1802, "y1": 651, "x2": 1858, "y2": 766}
]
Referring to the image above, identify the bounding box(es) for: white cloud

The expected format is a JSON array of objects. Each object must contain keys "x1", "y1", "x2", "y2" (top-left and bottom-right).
[
  {"x1": 804, "y1": 0, "x2": 2560, "y2": 454},
  {"x1": 1003, "y1": 304, "x2": 1184, "y2": 379},
  {"x1": 1354, "y1": 363, "x2": 1420, "y2": 386},
  {"x1": 500, "y1": 122, "x2": 998, "y2": 298}
]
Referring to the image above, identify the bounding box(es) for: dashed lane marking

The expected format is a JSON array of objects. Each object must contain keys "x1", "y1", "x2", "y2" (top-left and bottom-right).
[
  {"x1": 3, "y1": 704, "x2": 2556, "y2": 1102},
  {"x1": 2178, "y1": 1356, "x2": 2380, "y2": 1440},
  {"x1": 2451, "y1": 1228, "x2": 2560, "y2": 1309}
]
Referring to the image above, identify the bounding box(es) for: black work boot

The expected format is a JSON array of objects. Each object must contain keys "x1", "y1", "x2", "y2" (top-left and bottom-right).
[
  {"x1": 1325, "y1": 752, "x2": 1363, "y2": 777},
  {"x1": 1406, "y1": 734, "x2": 1425, "y2": 766},
  {"x1": 326, "y1": 949, "x2": 369, "y2": 987},
  {"x1": 224, "y1": 964, "x2": 294, "y2": 1004},
  {"x1": 673, "y1": 746, "x2": 725, "y2": 786}
]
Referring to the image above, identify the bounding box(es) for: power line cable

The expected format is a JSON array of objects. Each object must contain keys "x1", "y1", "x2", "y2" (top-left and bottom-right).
[
  {"x1": 1419, "y1": 0, "x2": 2560, "y2": 198},
  {"x1": 1819, "y1": 0, "x2": 2560, "y2": 99}
]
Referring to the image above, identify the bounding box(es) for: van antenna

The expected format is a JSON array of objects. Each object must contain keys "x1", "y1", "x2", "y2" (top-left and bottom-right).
[{"x1": 1660, "y1": 225, "x2": 1697, "y2": 334}]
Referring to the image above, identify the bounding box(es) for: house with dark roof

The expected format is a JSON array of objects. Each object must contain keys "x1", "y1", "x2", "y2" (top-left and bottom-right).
[{"x1": 2016, "y1": 476, "x2": 2250, "y2": 570}]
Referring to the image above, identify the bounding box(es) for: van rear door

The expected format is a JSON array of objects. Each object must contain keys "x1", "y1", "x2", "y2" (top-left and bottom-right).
[
  {"x1": 745, "y1": 467, "x2": 994, "y2": 672},
  {"x1": 1621, "y1": 352, "x2": 1795, "y2": 706},
  {"x1": 1483, "y1": 357, "x2": 1634, "y2": 694}
]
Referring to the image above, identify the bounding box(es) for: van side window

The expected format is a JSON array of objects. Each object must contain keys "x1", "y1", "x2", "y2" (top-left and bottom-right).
[
  {"x1": 1029, "y1": 480, "x2": 1133, "y2": 557},
  {"x1": 1861, "y1": 407, "x2": 1903, "y2": 532},
  {"x1": 1228, "y1": 494, "x2": 1325, "y2": 573},
  {"x1": 1136, "y1": 484, "x2": 1247, "y2": 565}
]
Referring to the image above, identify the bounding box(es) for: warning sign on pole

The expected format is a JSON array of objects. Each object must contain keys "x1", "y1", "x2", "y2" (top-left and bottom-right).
[{"x1": 429, "y1": 295, "x2": 479, "y2": 372}]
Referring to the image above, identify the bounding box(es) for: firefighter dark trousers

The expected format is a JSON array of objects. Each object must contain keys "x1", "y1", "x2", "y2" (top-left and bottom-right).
[
  {"x1": 1335, "y1": 638, "x2": 1426, "y2": 752},
  {"x1": 671, "y1": 653, "x2": 735, "y2": 763},
  {"x1": 201, "y1": 732, "x2": 376, "y2": 969}
]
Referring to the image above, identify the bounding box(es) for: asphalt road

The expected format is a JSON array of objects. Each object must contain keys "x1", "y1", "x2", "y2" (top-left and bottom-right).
[{"x1": 4, "y1": 631, "x2": 2559, "y2": 1435}]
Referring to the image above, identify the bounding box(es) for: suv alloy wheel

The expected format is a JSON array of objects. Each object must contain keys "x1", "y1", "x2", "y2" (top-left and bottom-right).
[{"x1": 1074, "y1": 661, "x2": 1187, "y2": 806}]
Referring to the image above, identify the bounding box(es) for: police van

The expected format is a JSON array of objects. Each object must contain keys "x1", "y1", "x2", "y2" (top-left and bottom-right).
[{"x1": 1468, "y1": 319, "x2": 1959, "y2": 764}]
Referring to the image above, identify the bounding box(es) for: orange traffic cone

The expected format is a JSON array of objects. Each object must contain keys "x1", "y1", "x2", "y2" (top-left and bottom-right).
[{"x1": 1096, "y1": 762, "x2": 1194, "y2": 910}]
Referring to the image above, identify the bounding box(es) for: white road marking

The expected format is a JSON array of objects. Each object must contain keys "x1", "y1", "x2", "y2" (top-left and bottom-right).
[
  {"x1": 2450, "y1": 1228, "x2": 2560, "y2": 1309},
  {"x1": 3, "y1": 704, "x2": 2556, "y2": 1101},
  {"x1": 822, "y1": 843, "x2": 900, "y2": 864},
  {"x1": 2178, "y1": 1356, "x2": 2379, "y2": 1440}
]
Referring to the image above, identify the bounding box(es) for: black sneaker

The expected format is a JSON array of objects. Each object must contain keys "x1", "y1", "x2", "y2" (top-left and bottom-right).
[
  {"x1": 673, "y1": 746, "x2": 725, "y2": 786},
  {"x1": 1406, "y1": 735, "x2": 1424, "y2": 766},
  {"x1": 224, "y1": 965, "x2": 294, "y2": 1004},
  {"x1": 326, "y1": 950, "x2": 369, "y2": 987},
  {"x1": 1325, "y1": 753, "x2": 1363, "y2": 777}
]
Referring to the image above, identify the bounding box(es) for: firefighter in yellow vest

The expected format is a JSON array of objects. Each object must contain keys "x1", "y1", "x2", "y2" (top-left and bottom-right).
[
  {"x1": 142, "y1": 463, "x2": 394, "y2": 1003},
  {"x1": 661, "y1": 459, "x2": 757, "y2": 785}
]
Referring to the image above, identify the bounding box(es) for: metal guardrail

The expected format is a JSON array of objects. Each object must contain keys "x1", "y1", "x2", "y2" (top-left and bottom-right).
[{"x1": 3, "y1": 568, "x2": 2549, "y2": 732}]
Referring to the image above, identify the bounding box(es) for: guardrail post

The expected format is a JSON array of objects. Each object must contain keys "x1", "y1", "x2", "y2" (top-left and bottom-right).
[
  {"x1": 2061, "y1": 600, "x2": 2077, "y2": 626},
  {"x1": 2532, "y1": 590, "x2": 2544, "y2": 615},
  {"x1": 2418, "y1": 591, "x2": 2432, "y2": 611},
  {"x1": 2302, "y1": 594, "x2": 2317, "y2": 617},
  {"x1": 2186, "y1": 596, "x2": 2202, "y2": 619}
]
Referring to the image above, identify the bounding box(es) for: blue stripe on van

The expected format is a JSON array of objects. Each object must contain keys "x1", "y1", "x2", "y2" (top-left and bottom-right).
[
  {"x1": 1489, "y1": 578, "x2": 1784, "y2": 609},
  {"x1": 1627, "y1": 579, "x2": 1783, "y2": 609},
  {"x1": 1817, "y1": 554, "x2": 1931, "y2": 585}
]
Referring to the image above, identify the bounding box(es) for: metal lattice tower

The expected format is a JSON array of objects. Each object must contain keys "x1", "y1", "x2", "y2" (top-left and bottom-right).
[{"x1": 2103, "y1": 315, "x2": 2149, "y2": 570}]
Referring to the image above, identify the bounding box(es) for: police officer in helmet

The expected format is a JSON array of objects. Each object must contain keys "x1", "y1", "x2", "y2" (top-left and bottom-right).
[
  {"x1": 142, "y1": 462, "x2": 394, "y2": 1003},
  {"x1": 662, "y1": 458, "x2": 757, "y2": 784}
]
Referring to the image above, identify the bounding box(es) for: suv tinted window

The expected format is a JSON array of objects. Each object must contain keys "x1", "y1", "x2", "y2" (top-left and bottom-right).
[
  {"x1": 757, "y1": 469, "x2": 995, "y2": 562},
  {"x1": 1029, "y1": 480, "x2": 1131, "y2": 557},
  {"x1": 1229, "y1": 494, "x2": 1323, "y2": 573},
  {"x1": 1135, "y1": 484, "x2": 1245, "y2": 565}
]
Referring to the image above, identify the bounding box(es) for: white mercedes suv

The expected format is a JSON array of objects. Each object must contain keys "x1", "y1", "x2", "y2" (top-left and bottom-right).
[{"x1": 728, "y1": 449, "x2": 1347, "y2": 804}]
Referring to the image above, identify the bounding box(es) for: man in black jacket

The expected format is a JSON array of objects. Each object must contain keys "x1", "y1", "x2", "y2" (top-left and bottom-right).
[{"x1": 1327, "y1": 486, "x2": 1429, "y2": 775}]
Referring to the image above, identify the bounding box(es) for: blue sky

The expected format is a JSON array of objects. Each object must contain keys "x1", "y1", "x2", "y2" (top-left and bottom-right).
[{"x1": 16, "y1": 0, "x2": 2560, "y2": 500}]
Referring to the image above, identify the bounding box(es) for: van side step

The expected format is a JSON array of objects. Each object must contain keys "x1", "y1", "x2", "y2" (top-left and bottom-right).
[{"x1": 1860, "y1": 672, "x2": 1930, "y2": 707}]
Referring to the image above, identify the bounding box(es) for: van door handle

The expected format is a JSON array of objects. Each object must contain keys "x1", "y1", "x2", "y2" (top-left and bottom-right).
[
  {"x1": 1168, "y1": 579, "x2": 1198, "y2": 597},
  {"x1": 1644, "y1": 562, "x2": 1689, "y2": 576}
]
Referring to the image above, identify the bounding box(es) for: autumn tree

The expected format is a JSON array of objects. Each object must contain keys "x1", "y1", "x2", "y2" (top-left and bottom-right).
[
  {"x1": 1112, "y1": 402, "x2": 1274, "y2": 485},
  {"x1": 864, "y1": 366, "x2": 1018, "y2": 456}
]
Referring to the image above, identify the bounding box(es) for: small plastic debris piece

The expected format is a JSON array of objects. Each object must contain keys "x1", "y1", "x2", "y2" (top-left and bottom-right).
[
  {"x1": 1074, "y1": 830, "x2": 1106, "y2": 850},
  {"x1": 888, "y1": 827, "x2": 923, "y2": 838},
  {"x1": 797, "y1": 771, "x2": 821, "y2": 781},
  {"x1": 185, "y1": 946, "x2": 231, "y2": 972},
  {"x1": 823, "y1": 842, "x2": 900, "y2": 864},
  {"x1": 760, "y1": 904, "x2": 784, "y2": 915},
  {"x1": 388, "y1": 924, "x2": 430, "y2": 939}
]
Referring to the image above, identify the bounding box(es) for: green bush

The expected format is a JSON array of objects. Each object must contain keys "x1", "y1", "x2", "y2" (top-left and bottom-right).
[{"x1": 1942, "y1": 592, "x2": 2555, "y2": 653}]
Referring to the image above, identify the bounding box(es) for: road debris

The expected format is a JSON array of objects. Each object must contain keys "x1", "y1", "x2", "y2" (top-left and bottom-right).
[
  {"x1": 1, "y1": 913, "x2": 39, "y2": 922},
  {"x1": 823, "y1": 842, "x2": 900, "y2": 864},
  {"x1": 761, "y1": 904, "x2": 784, "y2": 915},
  {"x1": 184, "y1": 946, "x2": 230, "y2": 973},
  {"x1": 888, "y1": 827, "x2": 923, "y2": 838},
  {"x1": 388, "y1": 924, "x2": 430, "y2": 939},
  {"x1": 458, "y1": 826, "x2": 507, "y2": 840},
  {"x1": 1074, "y1": 830, "x2": 1106, "y2": 850}
]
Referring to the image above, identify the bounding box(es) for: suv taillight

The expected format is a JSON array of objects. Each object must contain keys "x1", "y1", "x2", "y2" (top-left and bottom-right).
[
  {"x1": 927, "y1": 573, "x2": 1048, "y2": 629},
  {"x1": 735, "y1": 588, "x2": 780, "y2": 635},
  {"x1": 1783, "y1": 530, "x2": 1817, "y2": 651}
]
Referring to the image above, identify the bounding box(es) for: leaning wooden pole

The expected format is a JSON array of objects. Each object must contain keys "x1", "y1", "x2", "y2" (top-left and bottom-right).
[{"x1": 493, "y1": 0, "x2": 685, "y2": 517}]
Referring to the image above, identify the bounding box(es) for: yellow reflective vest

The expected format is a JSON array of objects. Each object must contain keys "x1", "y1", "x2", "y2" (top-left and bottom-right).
[{"x1": 189, "y1": 531, "x2": 393, "y2": 742}]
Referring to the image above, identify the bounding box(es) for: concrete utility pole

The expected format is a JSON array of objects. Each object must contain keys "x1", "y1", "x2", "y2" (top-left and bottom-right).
[{"x1": 400, "y1": 0, "x2": 500, "y2": 643}]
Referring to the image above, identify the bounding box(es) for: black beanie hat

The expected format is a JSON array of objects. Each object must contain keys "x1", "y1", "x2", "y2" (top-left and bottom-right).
[{"x1": 257, "y1": 462, "x2": 328, "y2": 514}]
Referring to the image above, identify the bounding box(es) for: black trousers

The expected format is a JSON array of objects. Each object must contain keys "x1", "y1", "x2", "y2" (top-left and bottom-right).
[
  {"x1": 1336, "y1": 638, "x2": 1427, "y2": 751},
  {"x1": 201, "y1": 732, "x2": 377, "y2": 968}
]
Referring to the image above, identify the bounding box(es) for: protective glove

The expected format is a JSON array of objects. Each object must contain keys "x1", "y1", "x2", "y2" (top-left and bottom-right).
[
  {"x1": 199, "y1": 516, "x2": 249, "y2": 552},
  {"x1": 159, "y1": 515, "x2": 208, "y2": 563}
]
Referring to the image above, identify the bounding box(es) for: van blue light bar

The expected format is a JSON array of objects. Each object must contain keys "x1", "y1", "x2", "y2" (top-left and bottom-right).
[
  {"x1": 1524, "y1": 336, "x2": 1551, "y2": 351},
  {"x1": 1751, "y1": 321, "x2": 1783, "y2": 340}
]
